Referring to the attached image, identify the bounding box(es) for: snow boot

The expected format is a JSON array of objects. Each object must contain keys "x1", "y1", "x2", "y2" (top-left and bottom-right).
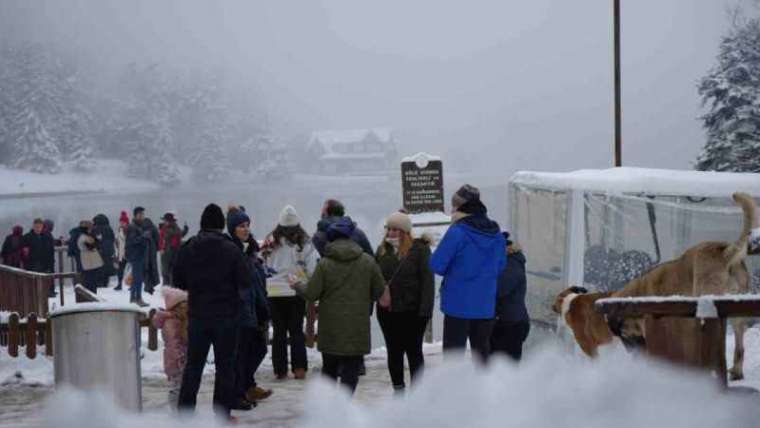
[
  {"x1": 246, "y1": 386, "x2": 273, "y2": 402},
  {"x1": 293, "y1": 368, "x2": 306, "y2": 380}
]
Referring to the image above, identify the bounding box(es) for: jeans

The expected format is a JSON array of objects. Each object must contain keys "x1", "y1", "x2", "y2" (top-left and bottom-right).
[
  {"x1": 81, "y1": 268, "x2": 99, "y2": 294},
  {"x1": 377, "y1": 309, "x2": 429, "y2": 388},
  {"x1": 269, "y1": 296, "x2": 307, "y2": 375},
  {"x1": 321, "y1": 354, "x2": 363, "y2": 395},
  {"x1": 129, "y1": 260, "x2": 144, "y2": 302},
  {"x1": 442, "y1": 315, "x2": 495, "y2": 363},
  {"x1": 490, "y1": 321, "x2": 531, "y2": 361},
  {"x1": 236, "y1": 327, "x2": 268, "y2": 397},
  {"x1": 178, "y1": 317, "x2": 239, "y2": 417}
]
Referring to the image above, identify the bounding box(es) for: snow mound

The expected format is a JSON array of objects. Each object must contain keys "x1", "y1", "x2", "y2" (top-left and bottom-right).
[{"x1": 301, "y1": 345, "x2": 759, "y2": 428}]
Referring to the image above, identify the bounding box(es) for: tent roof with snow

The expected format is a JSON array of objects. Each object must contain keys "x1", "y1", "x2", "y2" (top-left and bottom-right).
[{"x1": 511, "y1": 167, "x2": 760, "y2": 198}]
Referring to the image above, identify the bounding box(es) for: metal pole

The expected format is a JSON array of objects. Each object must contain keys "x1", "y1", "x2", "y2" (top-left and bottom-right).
[{"x1": 614, "y1": 0, "x2": 622, "y2": 167}]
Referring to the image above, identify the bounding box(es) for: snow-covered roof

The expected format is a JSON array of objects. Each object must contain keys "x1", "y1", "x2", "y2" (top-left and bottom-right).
[
  {"x1": 321, "y1": 152, "x2": 387, "y2": 161},
  {"x1": 510, "y1": 167, "x2": 760, "y2": 197},
  {"x1": 308, "y1": 128, "x2": 394, "y2": 153}
]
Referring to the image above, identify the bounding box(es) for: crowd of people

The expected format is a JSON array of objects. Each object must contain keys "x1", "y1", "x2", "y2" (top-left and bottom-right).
[{"x1": 0, "y1": 184, "x2": 530, "y2": 423}]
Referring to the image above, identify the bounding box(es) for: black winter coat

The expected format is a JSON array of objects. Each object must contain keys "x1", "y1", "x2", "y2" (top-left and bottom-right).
[
  {"x1": 495, "y1": 250, "x2": 529, "y2": 324},
  {"x1": 173, "y1": 230, "x2": 252, "y2": 320},
  {"x1": 1, "y1": 233, "x2": 24, "y2": 268},
  {"x1": 312, "y1": 216, "x2": 374, "y2": 257},
  {"x1": 22, "y1": 232, "x2": 55, "y2": 273},
  {"x1": 93, "y1": 214, "x2": 116, "y2": 274},
  {"x1": 232, "y1": 235, "x2": 271, "y2": 328},
  {"x1": 375, "y1": 238, "x2": 435, "y2": 318}
]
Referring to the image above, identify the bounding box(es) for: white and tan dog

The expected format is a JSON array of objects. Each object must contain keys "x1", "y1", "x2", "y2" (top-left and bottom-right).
[{"x1": 553, "y1": 286, "x2": 615, "y2": 358}]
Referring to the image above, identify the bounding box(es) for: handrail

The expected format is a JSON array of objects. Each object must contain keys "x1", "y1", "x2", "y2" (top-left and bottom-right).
[{"x1": 0, "y1": 263, "x2": 78, "y2": 280}]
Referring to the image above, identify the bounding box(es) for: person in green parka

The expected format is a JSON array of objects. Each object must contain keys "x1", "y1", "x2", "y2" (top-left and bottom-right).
[{"x1": 290, "y1": 217, "x2": 385, "y2": 394}]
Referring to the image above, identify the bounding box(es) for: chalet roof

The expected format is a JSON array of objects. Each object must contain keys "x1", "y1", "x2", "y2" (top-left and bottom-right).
[{"x1": 308, "y1": 128, "x2": 394, "y2": 153}]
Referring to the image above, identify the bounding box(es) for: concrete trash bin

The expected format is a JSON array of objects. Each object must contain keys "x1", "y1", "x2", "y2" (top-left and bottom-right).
[{"x1": 50, "y1": 303, "x2": 143, "y2": 411}]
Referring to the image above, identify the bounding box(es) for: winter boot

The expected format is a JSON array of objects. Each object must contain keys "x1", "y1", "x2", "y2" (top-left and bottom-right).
[
  {"x1": 230, "y1": 398, "x2": 253, "y2": 411},
  {"x1": 135, "y1": 298, "x2": 149, "y2": 308},
  {"x1": 293, "y1": 368, "x2": 306, "y2": 380},
  {"x1": 246, "y1": 386, "x2": 273, "y2": 402}
]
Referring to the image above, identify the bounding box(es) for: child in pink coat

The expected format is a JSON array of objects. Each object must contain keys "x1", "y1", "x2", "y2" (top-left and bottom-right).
[{"x1": 153, "y1": 286, "x2": 189, "y2": 408}]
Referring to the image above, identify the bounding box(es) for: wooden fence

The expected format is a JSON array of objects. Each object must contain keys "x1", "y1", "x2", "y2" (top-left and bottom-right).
[
  {"x1": 595, "y1": 296, "x2": 760, "y2": 388},
  {"x1": 0, "y1": 309, "x2": 158, "y2": 359},
  {"x1": 0, "y1": 264, "x2": 78, "y2": 317}
]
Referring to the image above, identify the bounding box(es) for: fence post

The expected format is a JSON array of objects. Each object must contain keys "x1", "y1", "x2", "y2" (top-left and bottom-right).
[
  {"x1": 45, "y1": 319, "x2": 53, "y2": 356},
  {"x1": 8, "y1": 313, "x2": 19, "y2": 358},
  {"x1": 26, "y1": 313, "x2": 37, "y2": 359},
  {"x1": 147, "y1": 309, "x2": 158, "y2": 351}
]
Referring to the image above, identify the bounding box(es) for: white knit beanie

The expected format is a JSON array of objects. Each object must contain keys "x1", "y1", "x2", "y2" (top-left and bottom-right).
[
  {"x1": 278, "y1": 205, "x2": 301, "y2": 227},
  {"x1": 385, "y1": 211, "x2": 413, "y2": 233}
]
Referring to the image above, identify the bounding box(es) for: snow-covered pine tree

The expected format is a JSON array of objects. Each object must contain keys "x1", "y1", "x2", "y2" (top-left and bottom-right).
[
  {"x1": 60, "y1": 109, "x2": 96, "y2": 172},
  {"x1": 11, "y1": 105, "x2": 62, "y2": 173},
  {"x1": 697, "y1": 19, "x2": 760, "y2": 172}
]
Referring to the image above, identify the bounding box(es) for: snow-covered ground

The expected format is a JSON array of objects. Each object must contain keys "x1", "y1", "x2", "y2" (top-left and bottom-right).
[
  {"x1": 2, "y1": 282, "x2": 760, "y2": 427},
  {"x1": 0, "y1": 160, "x2": 161, "y2": 197}
]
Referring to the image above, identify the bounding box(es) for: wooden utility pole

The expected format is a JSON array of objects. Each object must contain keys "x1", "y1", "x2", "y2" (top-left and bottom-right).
[{"x1": 614, "y1": 0, "x2": 622, "y2": 167}]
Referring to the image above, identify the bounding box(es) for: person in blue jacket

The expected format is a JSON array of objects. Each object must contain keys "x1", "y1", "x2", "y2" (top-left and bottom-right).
[{"x1": 429, "y1": 184, "x2": 506, "y2": 362}]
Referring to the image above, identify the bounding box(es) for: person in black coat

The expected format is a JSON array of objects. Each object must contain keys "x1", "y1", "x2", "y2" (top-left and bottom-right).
[
  {"x1": 490, "y1": 232, "x2": 530, "y2": 361},
  {"x1": 173, "y1": 203, "x2": 253, "y2": 418},
  {"x1": 23, "y1": 218, "x2": 55, "y2": 274},
  {"x1": 92, "y1": 214, "x2": 116, "y2": 288},
  {"x1": 227, "y1": 206, "x2": 273, "y2": 407},
  {"x1": 1, "y1": 225, "x2": 25, "y2": 268},
  {"x1": 375, "y1": 211, "x2": 434, "y2": 391}
]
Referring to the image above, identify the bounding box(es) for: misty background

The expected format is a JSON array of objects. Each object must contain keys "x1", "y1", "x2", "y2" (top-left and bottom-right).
[
  {"x1": 0, "y1": 0, "x2": 741, "y2": 171},
  {"x1": 0, "y1": 0, "x2": 752, "y2": 239}
]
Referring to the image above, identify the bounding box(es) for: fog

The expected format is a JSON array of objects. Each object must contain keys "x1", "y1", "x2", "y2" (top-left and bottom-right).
[{"x1": 0, "y1": 0, "x2": 743, "y2": 174}]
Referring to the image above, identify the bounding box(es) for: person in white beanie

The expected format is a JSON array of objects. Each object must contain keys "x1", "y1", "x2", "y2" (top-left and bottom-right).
[{"x1": 262, "y1": 205, "x2": 318, "y2": 380}]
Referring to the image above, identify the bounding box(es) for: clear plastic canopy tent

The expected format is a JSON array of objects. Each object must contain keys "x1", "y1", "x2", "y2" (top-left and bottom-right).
[{"x1": 508, "y1": 167, "x2": 760, "y2": 326}]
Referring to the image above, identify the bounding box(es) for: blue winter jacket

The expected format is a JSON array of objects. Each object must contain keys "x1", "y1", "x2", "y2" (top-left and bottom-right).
[{"x1": 429, "y1": 215, "x2": 506, "y2": 319}]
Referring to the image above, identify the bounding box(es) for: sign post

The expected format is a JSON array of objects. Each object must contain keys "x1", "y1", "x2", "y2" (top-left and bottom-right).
[
  {"x1": 401, "y1": 152, "x2": 445, "y2": 215},
  {"x1": 400, "y1": 153, "x2": 450, "y2": 343}
]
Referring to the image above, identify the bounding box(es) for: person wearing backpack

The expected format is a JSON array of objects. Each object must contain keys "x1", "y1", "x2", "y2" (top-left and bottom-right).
[
  {"x1": 262, "y1": 205, "x2": 317, "y2": 380},
  {"x1": 375, "y1": 211, "x2": 434, "y2": 392}
]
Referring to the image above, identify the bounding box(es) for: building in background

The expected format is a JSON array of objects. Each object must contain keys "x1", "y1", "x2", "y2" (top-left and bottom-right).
[{"x1": 306, "y1": 128, "x2": 398, "y2": 175}]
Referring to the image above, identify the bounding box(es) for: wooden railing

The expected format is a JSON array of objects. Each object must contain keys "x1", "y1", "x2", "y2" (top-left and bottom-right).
[
  {"x1": 0, "y1": 309, "x2": 158, "y2": 359},
  {"x1": 595, "y1": 296, "x2": 760, "y2": 388},
  {"x1": 0, "y1": 264, "x2": 78, "y2": 318}
]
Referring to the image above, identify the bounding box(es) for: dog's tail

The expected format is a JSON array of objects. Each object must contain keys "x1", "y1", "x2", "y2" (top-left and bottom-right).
[{"x1": 724, "y1": 192, "x2": 757, "y2": 265}]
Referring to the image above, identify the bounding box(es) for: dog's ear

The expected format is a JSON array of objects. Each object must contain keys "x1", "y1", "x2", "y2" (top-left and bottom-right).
[{"x1": 570, "y1": 286, "x2": 588, "y2": 294}]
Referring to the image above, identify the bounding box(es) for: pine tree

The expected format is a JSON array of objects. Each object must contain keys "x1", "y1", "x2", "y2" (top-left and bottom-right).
[
  {"x1": 697, "y1": 19, "x2": 760, "y2": 172},
  {"x1": 60, "y1": 110, "x2": 96, "y2": 172},
  {"x1": 11, "y1": 106, "x2": 62, "y2": 173}
]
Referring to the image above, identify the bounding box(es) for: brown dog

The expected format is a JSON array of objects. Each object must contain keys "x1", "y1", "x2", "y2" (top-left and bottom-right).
[
  {"x1": 553, "y1": 286, "x2": 615, "y2": 357},
  {"x1": 610, "y1": 192, "x2": 757, "y2": 380}
]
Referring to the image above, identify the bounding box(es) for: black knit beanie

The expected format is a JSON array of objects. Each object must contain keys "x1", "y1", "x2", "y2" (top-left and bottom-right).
[{"x1": 200, "y1": 203, "x2": 225, "y2": 231}]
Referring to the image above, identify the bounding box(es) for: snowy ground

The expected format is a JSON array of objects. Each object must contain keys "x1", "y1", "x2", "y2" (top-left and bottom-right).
[
  {"x1": 0, "y1": 160, "x2": 161, "y2": 197},
  {"x1": 2, "y1": 284, "x2": 760, "y2": 427}
]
